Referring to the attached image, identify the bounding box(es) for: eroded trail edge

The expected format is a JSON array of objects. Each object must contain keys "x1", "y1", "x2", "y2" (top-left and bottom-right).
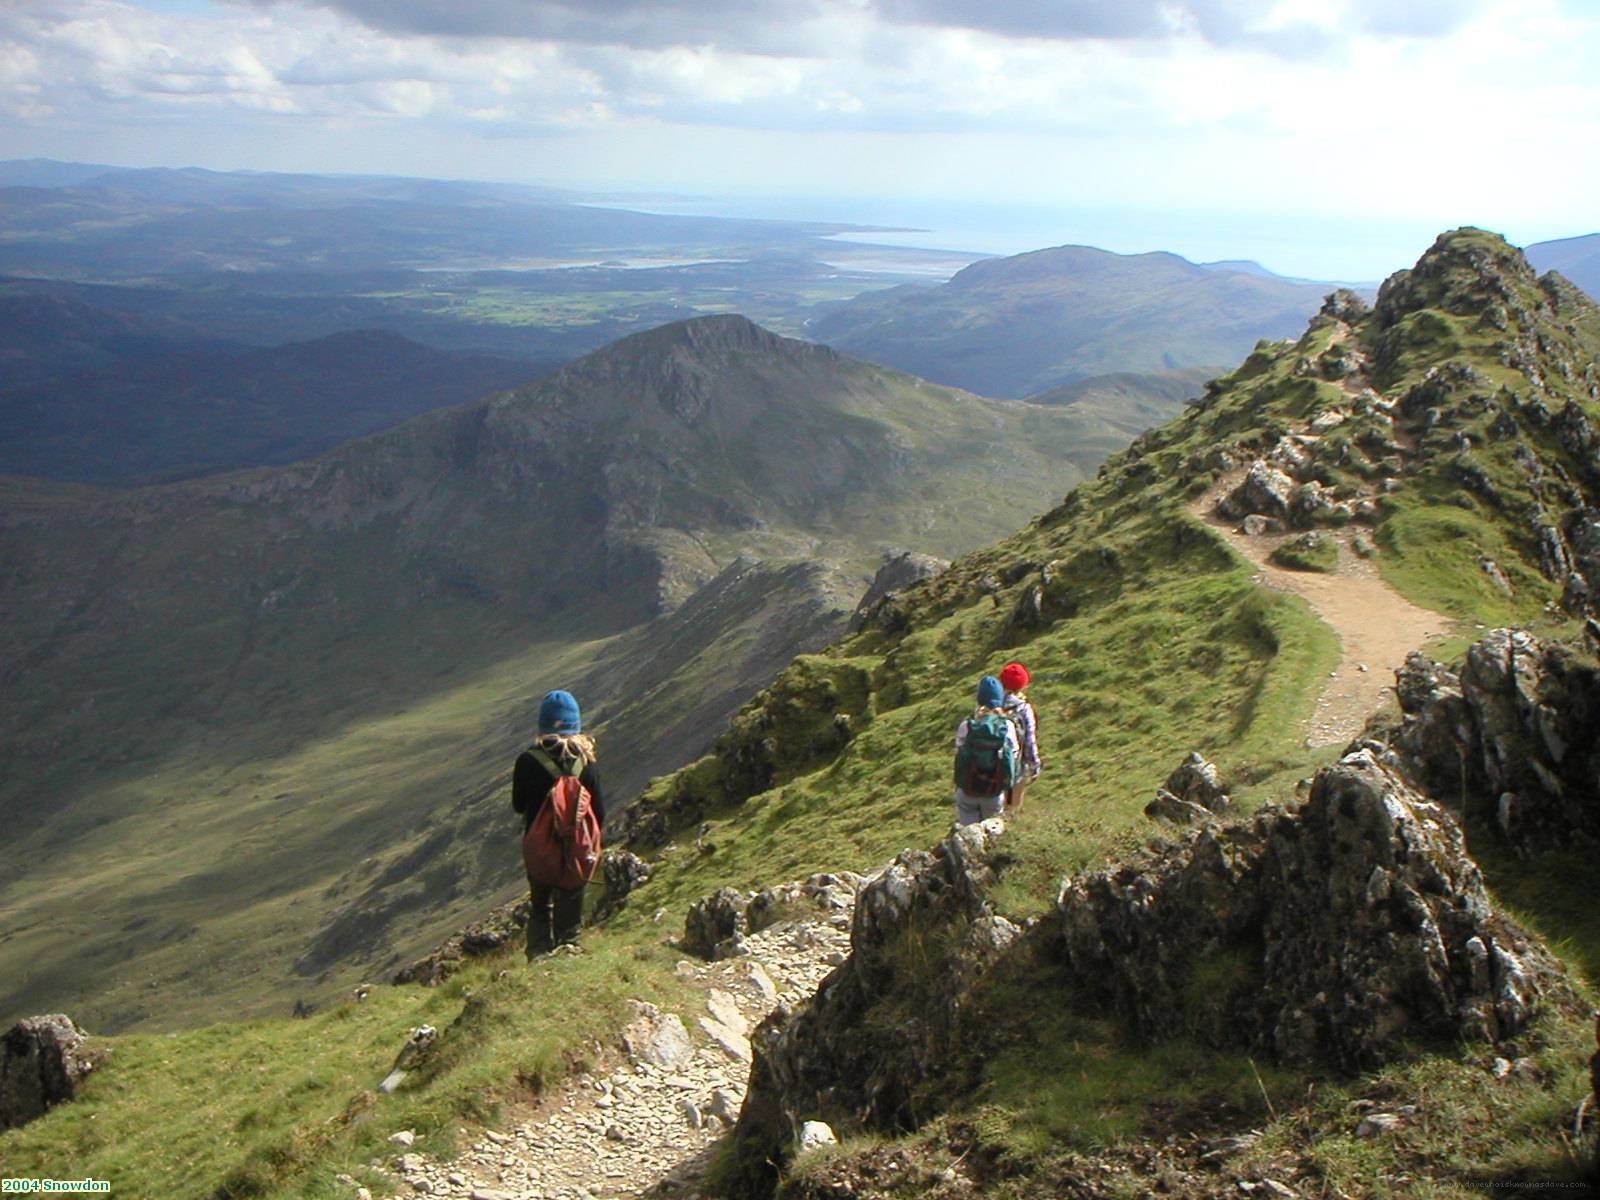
[{"x1": 374, "y1": 886, "x2": 857, "y2": 1200}]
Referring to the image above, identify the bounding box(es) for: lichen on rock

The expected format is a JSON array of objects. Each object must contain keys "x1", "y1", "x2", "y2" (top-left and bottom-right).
[
  {"x1": 1, "y1": 1013, "x2": 101, "y2": 1130},
  {"x1": 1377, "y1": 629, "x2": 1600, "y2": 853},
  {"x1": 730, "y1": 820, "x2": 1015, "y2": 1193}
]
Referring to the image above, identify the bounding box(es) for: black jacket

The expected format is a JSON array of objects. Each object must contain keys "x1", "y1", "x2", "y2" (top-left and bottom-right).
[{"x1": 512, "y1": 748, "x2": 605, "y2": 832}]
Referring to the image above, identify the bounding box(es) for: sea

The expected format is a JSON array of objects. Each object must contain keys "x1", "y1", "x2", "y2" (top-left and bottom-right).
[{"x1": 578, "y1": 192, "x2": 1459, "y2": 286}]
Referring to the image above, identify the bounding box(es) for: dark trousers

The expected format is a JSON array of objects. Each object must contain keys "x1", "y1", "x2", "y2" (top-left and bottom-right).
[{"x1": 527, "y1": 879, "x2": 585, "y2": 956}]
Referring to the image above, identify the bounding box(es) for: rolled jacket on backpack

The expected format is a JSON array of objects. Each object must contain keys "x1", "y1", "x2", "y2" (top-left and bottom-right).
[{"x1": 512, "y1": 744, "x2": 605, "y2": 832}]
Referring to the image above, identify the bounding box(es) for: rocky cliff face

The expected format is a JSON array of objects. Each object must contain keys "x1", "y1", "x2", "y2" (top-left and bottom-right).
[
  {"x1": 1363, "y1": 629, "x2": 1600, "y2": 857},
  {"x1": 732, "y1": 821, "x2": 1018, "y2": 1191},
  {"x1": 1061, "y1": 749, "x2": 1574, "y2": 1069}
]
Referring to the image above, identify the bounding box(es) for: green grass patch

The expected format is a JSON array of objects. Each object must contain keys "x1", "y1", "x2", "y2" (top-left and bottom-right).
[
  {"x1": 1376, "y1": 503, "x2": 1550, "y2": 625},
  {"x1": 966, "y1": 949, "x2": 1291, "y2": 1164},
  {"x1": 1268, "y1": 531, "x2": 1339, "y2": 573}
]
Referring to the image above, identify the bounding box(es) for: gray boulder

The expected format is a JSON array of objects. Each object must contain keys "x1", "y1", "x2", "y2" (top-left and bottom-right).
[
  {"x1": 682, "y1": 886, "x2": 752, "y2": 960},
  {"x1": 1289, "y1": 481, "x2": 1336, "y2": 525},
  {"x1": 1145, "y1": 751, "x2": 1232, "y2": 823},
  {"x1": 593, "y1": 850, "x2": 653, "y2": 919},
  {"x1": 1239, "y1": 514, "x2": 1283, "y2": 536},
  {"x1": 1061, "y1": 749, "x2": 1573, "y2": 1070},
  {"x1": 1219, "y1": 461, "x2": 1295, "y2": 522},
  {"x1": 621, "y1": 1002, "x2": 693, "y2": 1070},
  {"x1": 1, "y1": 1014, "x2": 99, "y2": 1130},
  {"x1": 1321, "y1": 288, "x2": 1371, "y2": 325}
]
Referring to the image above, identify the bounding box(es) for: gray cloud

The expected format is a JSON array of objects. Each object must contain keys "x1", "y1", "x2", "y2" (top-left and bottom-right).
[
  {"x1": 877, "y1": 0, "x2": 1485, "y2": 45},
  {"x1": 253, "y1": 0, "x2": 831, "y2": 52},
  {"x1": 1346, "y1": 0, "x2": 1487, "y2": 38},
  {"x1": 255, "y1": 0, "x2": 1488, "y2": 55},
  {"x1": 875, "y1": 0, "x2": 1181, "y2": 40}
]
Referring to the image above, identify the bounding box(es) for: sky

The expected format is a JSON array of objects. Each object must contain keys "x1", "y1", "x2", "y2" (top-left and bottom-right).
[{"x1": 1, "y1": 0, "x2": 1597, "y2": 279}]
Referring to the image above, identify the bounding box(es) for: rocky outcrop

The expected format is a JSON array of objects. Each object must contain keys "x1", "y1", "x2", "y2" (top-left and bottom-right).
[
  {"x1": 683, "y1": 887, "x2": 751, "y2": 960},
  {"x1": 1379, "y1": 629, "x2": 1600, "y2": 852},
  {"x1": 592, "y1": 850, "x2": 653, "y2": 920},
  {"x1": 1062, "y1": 750, "x2": 1574, "y2": 1070},
  {"x1": 1, "y1": 1014, "x2": 100, "y2": 1130},
  {"x1": 850, "y1": 550, "x2": 946, "y2": 632},
  {"x1": 1145, "y1": 751, "x2": 1231, "y2": 823},
  {"x1": 731, "y1": 822, "x2": 1016, "y2": 1192},
  {"x1": 393, "y1": 896, "x2": 530, "y2": 986},
  {"x1": 682, "y1": 873, "x2": 863, "y2": 960}
]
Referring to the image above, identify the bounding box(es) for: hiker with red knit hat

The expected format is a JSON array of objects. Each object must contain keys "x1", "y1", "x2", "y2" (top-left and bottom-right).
[
  {"x1": 513, "y1": 689, "x2": 605, "y2": 959},
  {"x1": 998, "y1": 662, "x2": 1041, "y2": 818}
]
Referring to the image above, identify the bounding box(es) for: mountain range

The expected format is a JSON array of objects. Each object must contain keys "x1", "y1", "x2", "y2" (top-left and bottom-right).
[
  {"x1": 0, "y1": 314, "x2": 1123, "y2": 1030},
  {"x1": 1527, "y1": 232, "x2": 1600, "y2": 302},
  {"x1": 0, "y1": 161, "x2": 880, "y2": 278}
]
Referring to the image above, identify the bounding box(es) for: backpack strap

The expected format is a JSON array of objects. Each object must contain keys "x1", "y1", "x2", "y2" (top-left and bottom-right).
[{"x1": 531, "y1": 745, "x2": 587, "y2": 778}]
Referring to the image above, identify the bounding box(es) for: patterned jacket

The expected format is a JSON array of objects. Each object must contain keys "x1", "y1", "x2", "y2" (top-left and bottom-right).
[{"x1": 1003, "y1": 691, "x2": 1041, "y2": 779}]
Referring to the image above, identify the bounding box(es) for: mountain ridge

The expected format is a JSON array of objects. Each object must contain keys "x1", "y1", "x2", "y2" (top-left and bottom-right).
[
  {"x1": 807, "y1": 241, "x2": 1338, "y2": 397},
  {"x1": 0, "y1": 325, "x2": 544, "y2": 483},
  {"x1": 1526, "y1": 231, "x2": 1600, "y2": 303}
]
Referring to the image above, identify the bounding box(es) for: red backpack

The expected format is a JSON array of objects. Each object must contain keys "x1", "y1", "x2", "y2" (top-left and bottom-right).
[{"x1": 522, "y1": 748, "x2": 603, "y2": 889}]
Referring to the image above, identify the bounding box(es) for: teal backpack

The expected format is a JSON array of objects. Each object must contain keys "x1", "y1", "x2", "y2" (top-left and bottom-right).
[{"x1": 954, "y1": 711, "x2": 1018, "y2": 798}]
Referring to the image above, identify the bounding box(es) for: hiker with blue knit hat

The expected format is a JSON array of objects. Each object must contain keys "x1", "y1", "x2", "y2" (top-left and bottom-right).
[
  {"x1": 952, "y1": 675, "x2": 1021, "y2": 826},
  {"x1": 513, "y1": 690, "x2": 605, "y2": 958}
]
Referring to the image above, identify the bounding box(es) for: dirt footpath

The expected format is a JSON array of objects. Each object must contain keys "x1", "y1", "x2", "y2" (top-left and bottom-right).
[{"x1": 1189, "y1": 484, "x2": 1453, "y2": 746}]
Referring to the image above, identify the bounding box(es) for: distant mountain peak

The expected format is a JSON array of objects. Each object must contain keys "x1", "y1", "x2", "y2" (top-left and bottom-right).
[
  {"x1": 608, "y1": 312, "x2": 800, "y2": 358},
  {"x1": 548, "y1": 313, "x2": 835, "y2": 398},
  {"x1": 950, "y1": 243, "x2": 1200, "y2": 290}
]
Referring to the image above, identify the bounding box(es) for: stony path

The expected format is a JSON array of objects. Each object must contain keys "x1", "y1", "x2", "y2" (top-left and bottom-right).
[
  {"x1": 372, "y1": 899, "x2": 855, "y2": 1200},
  {"x1": 1189, "y1": 487, "x2": 1453, "y2": 745}
]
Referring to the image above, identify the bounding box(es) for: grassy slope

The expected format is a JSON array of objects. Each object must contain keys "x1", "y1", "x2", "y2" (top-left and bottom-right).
[{"x1": 7, "y1": 231, "x2": 1599, "y2": 1197}]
